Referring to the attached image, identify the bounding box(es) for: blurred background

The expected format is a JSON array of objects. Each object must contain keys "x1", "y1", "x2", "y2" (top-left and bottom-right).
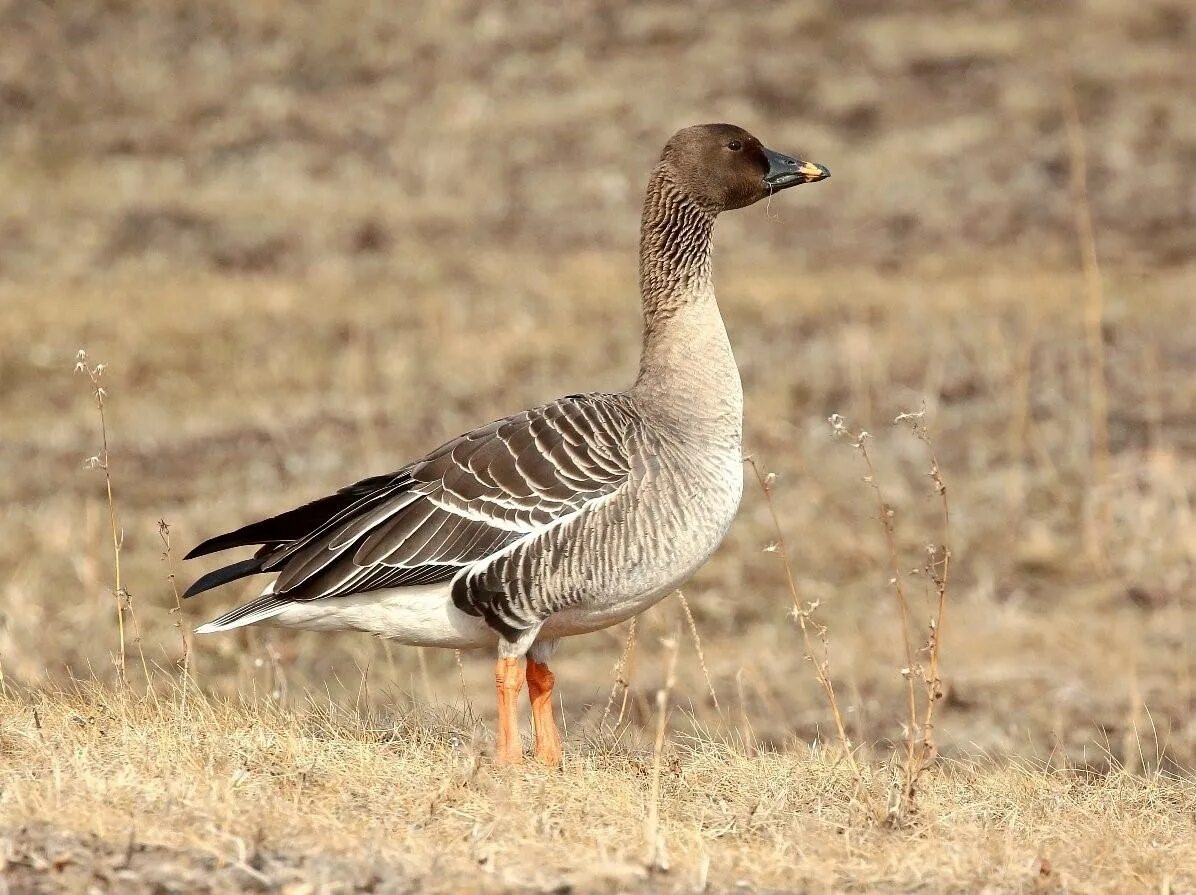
[{"x1": 1, "y1": 0, "x2": 1194, "y2": 768}]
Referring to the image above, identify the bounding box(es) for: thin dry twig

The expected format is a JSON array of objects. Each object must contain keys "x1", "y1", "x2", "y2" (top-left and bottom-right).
[
  {"x1": 746, "y1": 456, "x2": 860, "y2": 779},
  {"x1": 76, "y1": 349, "x2": 146, "y2": 685},
  {"x1": 453, "y1": 649, "x2": 468, "y2": 703},
  {"x1": 895, "y1": 407, "x2": 952, "y2": 802},
  {"x1": 734, "y1": 666, "x2": 755, "y2": 756},
  {"x1": 828, "y1": 414, "x2": 920, "y2": 824},
  {"x1": 416, "y1": 648, "x2": 435, "y2": 705},
  {"x1": 159, "y1": 519, "x2": 192, "y2": 715},
  {"x1": 601, "y1": 617, "x2": 638, "y2": 731},
  {"x1": 1061, "y1": 71, "x2": 1110, "y2": 564},
  {"x1": 676, "y1": 590, "x2": 720, "y2": 714},
  {"x1": 830, "y1": 409, "x2": 952, "y2": 825},
  {"x1": 263, "y1": 637, "x2": 289, "y2": 706},
  {"x1": 645, "y1": 630, "x2": 680, "y2": 873}
]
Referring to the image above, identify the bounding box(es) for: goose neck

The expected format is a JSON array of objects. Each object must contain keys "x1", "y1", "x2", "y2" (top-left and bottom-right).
[{"x1": 633, "y1": 168, "x2": 741, "y2": 428}]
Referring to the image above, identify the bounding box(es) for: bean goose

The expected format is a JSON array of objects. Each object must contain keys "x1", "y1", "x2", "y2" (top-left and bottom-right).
[{"x1": 184, "y1": 124, "x2": 829, "y2": 765}]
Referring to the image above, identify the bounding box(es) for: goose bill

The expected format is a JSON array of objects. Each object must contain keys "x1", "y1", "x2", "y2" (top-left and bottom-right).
[{"x1": 762, "y1": 148, "x2": 830, "y2": 190}]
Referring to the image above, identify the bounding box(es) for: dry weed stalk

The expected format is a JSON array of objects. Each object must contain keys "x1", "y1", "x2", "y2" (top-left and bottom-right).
[
  {"x1": 262, "y1": 637, "x2": 290, "y2": 706},
  {"x1": 746, "y1": 456, "x2": 860, "y2": 779},
  {"x1": 829, "y1": 409, "x2": 950, "y2": 825},
  {"x1": 644, "y1": 630, "x2": 680, "y2": 873},
  {"x1": 734, "y1": 667, "x2": 755, "y2": 756},
  {"x1": 676, "y1": 590, "x2": 720, "y2": 714},
  {"x1": 75, "y1": 349, "x2": 146, "y2": 685},
  {"x1": 158, "y1": 519, "x2": 192, "y2": 714},
  {"x1": 601, "y1": 616, "x2": 638, "y2": 730},
  {"x1": 895, "y1": 408, "x2": 951, "y2": 794},
  {"x1": 1061, "y1": 72, "x2": 1111, "y2": 564}
]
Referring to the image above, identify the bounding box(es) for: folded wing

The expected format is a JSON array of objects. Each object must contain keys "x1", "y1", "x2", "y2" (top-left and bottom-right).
[{"x1": 184, "y1": 394, "x2": 633, "y2": 614}]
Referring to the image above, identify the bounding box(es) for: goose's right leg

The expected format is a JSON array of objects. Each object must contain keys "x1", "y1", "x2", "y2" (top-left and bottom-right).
[
  {"x1": 527, "y1": 638, "x2": 562, "y2": 766},
  {"x1": 526, "y1": 658, "x2": 562, "y2": 766}
]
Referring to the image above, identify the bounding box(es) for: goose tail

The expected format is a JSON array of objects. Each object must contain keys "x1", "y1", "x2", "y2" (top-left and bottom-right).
[
  {"x1": 182, "y1": 557, "x2": 266, "y2": 599},
  {"x1": 194, "y1": 592, "x2": 289, "y2": 635}
]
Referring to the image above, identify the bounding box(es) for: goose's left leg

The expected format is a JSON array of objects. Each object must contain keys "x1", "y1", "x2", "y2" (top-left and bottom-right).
[
  {"x1": 494, "y1": 656, "x2": 525, "y2": 765},
  {"x1": 527, "y1": 640, "x2": 562, "y2": 766}
]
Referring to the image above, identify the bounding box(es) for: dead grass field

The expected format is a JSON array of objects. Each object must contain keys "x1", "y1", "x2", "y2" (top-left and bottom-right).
[
  {"x1": 4, "y1": 683, "x2": 1196, "y2": 894},
  {"x1": 2, "y1": 1, "x2": 1196, "y2": 892}
]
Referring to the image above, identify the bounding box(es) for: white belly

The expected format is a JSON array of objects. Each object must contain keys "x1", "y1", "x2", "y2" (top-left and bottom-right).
[
  {"x1": 270, "y1": 583, "x2": 497, "y2": 649},
  {"x1": 266, "y1": 578, "x2": 678, "y2": 648}
]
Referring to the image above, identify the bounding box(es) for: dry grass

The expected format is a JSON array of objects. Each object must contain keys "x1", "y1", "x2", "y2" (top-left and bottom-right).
[
  {"x1": 4, "y1": 684, "x2": 1196, "y2": 893},
  {"x1": 2, "y1": 1, "x2": 1196, "y2": 891}
]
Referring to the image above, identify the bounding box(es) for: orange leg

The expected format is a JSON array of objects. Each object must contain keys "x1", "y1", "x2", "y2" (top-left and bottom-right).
[
  {"x1": 526, "y1": 659, "x2": 563, "y2": 766},
  {"x1": 494, "y1": 657, "x2": 525, "y2": 765}
]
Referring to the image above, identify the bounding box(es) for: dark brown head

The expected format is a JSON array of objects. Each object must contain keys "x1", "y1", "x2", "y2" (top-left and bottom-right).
[{"x1": 659, "y1": 123, "x2": 829, "y2": 213}]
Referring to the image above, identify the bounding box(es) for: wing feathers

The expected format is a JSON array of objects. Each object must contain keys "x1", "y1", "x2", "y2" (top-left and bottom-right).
[
  {"x1": 327, "y1": 491, "x2": 420, "y2": 550},
  {"x1": 354, "y1": 500, "x2": 438, "y2": 564},
  {"x1": 186, "y1": 394, "x2": 635, "y2": 620}
]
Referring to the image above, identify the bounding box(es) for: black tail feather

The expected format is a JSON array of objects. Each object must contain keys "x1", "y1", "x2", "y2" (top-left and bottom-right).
[
  {"x1": 183, "y1": 473, "x2": 408, "y2": 598},
  {"x1": 183, "y1": 474, "x2": 399, "y2": 560},
  {"x1": 183, "y1": 557, "x2": 266, "y2": 599},
  {"x1": 184, "y1": 494, "x2": 363, "y2": 560}
]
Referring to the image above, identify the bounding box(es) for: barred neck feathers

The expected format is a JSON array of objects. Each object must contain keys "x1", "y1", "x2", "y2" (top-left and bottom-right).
[
  {"x1": 633, "y1": 166, "x2": 740, "y2": 428},
  {"x1": 637, "y1": 167, "x2": 715, "y2": 329}
]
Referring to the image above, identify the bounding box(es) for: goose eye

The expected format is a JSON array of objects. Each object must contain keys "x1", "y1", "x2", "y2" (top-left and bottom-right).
[{"x1": 726, "y1": 140, "x2": 742, "y2": 151}]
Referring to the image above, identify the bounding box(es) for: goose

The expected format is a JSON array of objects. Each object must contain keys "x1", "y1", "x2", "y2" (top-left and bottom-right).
[{"x1": 184, "y1": 124, "x2": 829, "y2": 765}]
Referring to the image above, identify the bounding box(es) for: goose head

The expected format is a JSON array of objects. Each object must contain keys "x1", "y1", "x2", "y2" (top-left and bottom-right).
[{"x1": 659, "y1": 123, "x2": 829, "y2": 213}]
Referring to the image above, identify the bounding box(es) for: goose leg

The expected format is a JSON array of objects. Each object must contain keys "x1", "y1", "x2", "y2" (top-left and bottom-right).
[
  {"x1": 494, "y1": 656, "x2": 525, "y2": 765},
  {"x1": 526, "y1": 659, "x2": 563, "y2": 766}
]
